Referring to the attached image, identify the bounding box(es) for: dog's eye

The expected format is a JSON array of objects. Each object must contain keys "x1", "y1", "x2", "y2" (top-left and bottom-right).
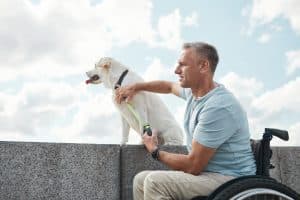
[{"x1": 92, "y1": 75, "x2": 99, "y2": 81}]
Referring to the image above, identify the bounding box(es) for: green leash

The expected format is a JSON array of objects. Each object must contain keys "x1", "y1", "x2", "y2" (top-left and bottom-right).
[
  {"x1": 125, "y1": 103, "x2": 152, "y2": 136},
  {"x1": 113, "y1": 69, "x2": 152, "y2": 136}
]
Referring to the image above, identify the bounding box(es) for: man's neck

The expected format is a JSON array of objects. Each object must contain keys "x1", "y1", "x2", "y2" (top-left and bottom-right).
[{"x1": 191, "y1": 79, "x2": 216, "y2": 98}]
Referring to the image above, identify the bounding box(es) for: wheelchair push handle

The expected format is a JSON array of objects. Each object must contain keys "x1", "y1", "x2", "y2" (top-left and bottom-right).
[
  {"x1": 143, "y1": 124, "x2": 152, "y2": 136},
  {"x1": 265, "y1": 128, "x2": 289, "y2": 141}
]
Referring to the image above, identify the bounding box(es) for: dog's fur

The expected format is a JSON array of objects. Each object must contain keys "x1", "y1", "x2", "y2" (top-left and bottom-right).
[{"x1": 86, "y1": 57, "x2": 183, "y2": 145}]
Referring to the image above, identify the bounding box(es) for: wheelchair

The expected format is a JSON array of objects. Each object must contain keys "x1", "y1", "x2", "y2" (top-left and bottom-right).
[{"x1": 191, "y1": 128, "x2": 300, "y2": 200}]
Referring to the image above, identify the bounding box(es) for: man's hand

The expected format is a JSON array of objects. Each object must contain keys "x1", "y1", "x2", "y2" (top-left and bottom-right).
[
  {"x1": 142, "y1": 129, "x2": 159, "y2": 153},
  {"x1": 115, "y1": 84, "x2": 137, "y2": 104}
]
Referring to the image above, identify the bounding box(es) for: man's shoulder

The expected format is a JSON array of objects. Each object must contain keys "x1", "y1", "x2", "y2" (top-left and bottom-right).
[
  {"x1": 206, "y1": 85, "x2": 238, "y2": 107},
  {"x1": 204, "y1": 85, "x2": 246, "y2": 121}
]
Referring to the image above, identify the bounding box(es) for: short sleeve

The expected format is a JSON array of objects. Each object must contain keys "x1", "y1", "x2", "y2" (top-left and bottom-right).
[
  {"x1": 179, "y1": 87, "x2": 191, "y2": 100},
  {"x1": 193, "y1": 107, "x2": 238, "y2": 149}
]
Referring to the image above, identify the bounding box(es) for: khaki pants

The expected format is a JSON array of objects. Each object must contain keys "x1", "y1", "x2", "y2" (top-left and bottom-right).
[{"x1": 133, "y1": 170, "x2": 235, "y2": 200}]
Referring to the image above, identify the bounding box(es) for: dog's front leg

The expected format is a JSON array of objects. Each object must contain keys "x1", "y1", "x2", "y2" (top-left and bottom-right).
[
  {"x1": 121, "y1": 116, "x2": 130, "y2": 145},
  {"x1": 137, "y1": 107, "x2": 148, "y2": 135}
]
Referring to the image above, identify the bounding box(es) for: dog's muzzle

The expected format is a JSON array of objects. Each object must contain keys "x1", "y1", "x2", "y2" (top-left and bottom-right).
[{"x1": 86, "y1": 74, "x2": 100, "y2": 84}]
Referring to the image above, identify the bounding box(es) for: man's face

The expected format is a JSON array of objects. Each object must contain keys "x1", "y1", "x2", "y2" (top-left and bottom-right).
[{"x1": 175, "y1": 48, "x2": 203, "y2": 88}]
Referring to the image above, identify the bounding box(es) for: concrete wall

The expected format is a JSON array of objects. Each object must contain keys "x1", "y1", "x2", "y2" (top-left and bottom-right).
[
  {"x1": 0, "y1": 142, "x2": 120, "y2": 200},
  {"x1": 0, "y1": 141, "x2": 299, "y2": 200},
  {"x1": 270, "y1": 147, "x2": 300, "y2": 192}
]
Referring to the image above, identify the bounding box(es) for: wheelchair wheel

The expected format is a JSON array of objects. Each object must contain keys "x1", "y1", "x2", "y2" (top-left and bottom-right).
[{"x1": 208, "y1": 177, "x2": 299, "y2": 200}]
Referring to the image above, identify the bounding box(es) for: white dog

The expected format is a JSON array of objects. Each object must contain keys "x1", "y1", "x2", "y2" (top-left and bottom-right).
[{"x1": 86, "y1": 57, "x2": 183, "y2": 145}]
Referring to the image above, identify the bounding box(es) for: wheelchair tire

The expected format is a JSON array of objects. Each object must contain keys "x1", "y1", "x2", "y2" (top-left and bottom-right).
[{"x1": 208, "y1": 177, "x2": 299, "y2": 200}]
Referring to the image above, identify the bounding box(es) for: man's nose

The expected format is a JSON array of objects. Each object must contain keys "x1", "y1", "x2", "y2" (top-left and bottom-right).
[{"x1": 174, "y1": 66, "x2": 181, "y2": 74}]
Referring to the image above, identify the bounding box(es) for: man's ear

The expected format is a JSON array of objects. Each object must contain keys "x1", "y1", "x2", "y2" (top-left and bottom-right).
[{"x1": 199, "y1": 60, "x2": 209, "y2": 73}]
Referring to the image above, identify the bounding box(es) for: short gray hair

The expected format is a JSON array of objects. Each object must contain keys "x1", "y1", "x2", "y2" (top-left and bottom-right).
[{"x1": 183, "y1": 42, "x2": 219, "y2": 73}]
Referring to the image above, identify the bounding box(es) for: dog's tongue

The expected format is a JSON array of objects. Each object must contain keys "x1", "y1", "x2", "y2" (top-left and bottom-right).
[{"x1": 86, "y1": 79, "x2": 92, "y2": 84}]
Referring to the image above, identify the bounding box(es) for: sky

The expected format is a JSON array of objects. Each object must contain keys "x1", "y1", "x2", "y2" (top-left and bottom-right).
[{"x1": 1, "y1": 0, "x2": 300, "y2": 146}]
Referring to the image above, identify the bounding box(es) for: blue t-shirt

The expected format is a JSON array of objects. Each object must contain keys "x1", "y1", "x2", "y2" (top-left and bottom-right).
[{"x1": 179, "y1": 84, "x2": 256, "y2": 177}]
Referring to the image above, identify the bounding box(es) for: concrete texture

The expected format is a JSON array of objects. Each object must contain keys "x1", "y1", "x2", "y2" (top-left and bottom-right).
[
  {"x1": 120, "y1": 145, "x2": 188, "y2": 200},
  {"x1": 274, "y1": 147, "x2": 300, "y2": 192},
  {"x1": 0, "y1": 142, "x2": 120, "y2": 200},
  {"x1": 269, "y1": 147, "x2": 281, "y2": 181},
  {"x1": 0, "y1": 142, "x2": 299, "y2": 200}
]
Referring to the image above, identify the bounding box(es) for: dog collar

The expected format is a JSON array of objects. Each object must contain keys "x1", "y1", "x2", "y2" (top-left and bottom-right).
[{"x1": 114, "y1": 69, "x2": 129, "y2": 89}]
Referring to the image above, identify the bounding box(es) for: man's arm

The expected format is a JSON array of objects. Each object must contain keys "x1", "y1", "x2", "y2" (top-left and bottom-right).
[
  {"x1": 133, "y1": 81, "x2": 181, "y2": 96},
  {"x1": 115, "y1": 81, "x2": 181, "y2": 103},
  {"x1": 159, "y1": 140, "x2": 216, "y2": 175},
  {"x1": 143, "y1": 133, "x2": 216, "y2": 175}
]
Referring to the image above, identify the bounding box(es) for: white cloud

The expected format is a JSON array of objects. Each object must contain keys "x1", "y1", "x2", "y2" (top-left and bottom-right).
[
  {"x1": 252, "y1": 77, "x2": 300, "y2": 116},
  {"x1": 246, "y1": 0, "x2": 300, "y2": 35},
  {"x1": 0, "y1": 81, "x2": 81, "y2": 139},
  {"x1": 50, "y1": 97, "x2": 122, "y2": 144},
  {"x1": 143, "y1": 58, "x2": 173, "y2": 81},
  {"x1": 0, "y1": 0, "x2": 195, "y2": 83},
  {"x1": 49, "y1": 86, "x2": 145, "y2": 144},
  {"x1": 0, "y1": 80, "x2": 128, "y2": 144},
  {"x1": 220, "y1": 72, "x2": 300, "y2": 146},
  {"x1": 286, "y1": 49, "x2": 300, "y2": 75},
  {"x1": 257, "y1": 33, "x2": 271, "y2": 43},
  {"x1": 94, "y1": 0, "x2": 156, "y2": 46},
  {"x1": 183, "y1": 12, "x2": 199, "y2": 27},
  {"x1": 270, "y1": 24, "x2": 283, "y2": 32},
  {"x1": 220, "y1": 72, "x2": 264, "y2": 109},
  {"x1": 241, "y1": 5, "x2": 251, "y2": 17},
  {"x1": 156, "y1": 9, "x2": 183, "y2": 50},
  {"x1": 0, "y1": 0, "x2": 113, "y2": 80}
]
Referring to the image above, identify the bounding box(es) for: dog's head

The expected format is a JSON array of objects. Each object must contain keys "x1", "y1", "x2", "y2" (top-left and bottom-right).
[
  {"x1": 86, "y1": 57, "x2": 128, "y2": 88},
  {"x1": 86, "y1": 57, "x2": 110, "y2": 85}
]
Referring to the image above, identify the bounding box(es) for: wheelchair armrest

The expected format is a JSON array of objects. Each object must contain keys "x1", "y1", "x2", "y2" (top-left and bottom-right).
[{"x1": 265, "y1": 128, "x2": 289, "y2": 141}]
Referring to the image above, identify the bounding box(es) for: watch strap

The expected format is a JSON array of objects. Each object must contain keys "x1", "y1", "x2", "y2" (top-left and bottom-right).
[{"x1": 151, "y1": 147, "x2": 160, "y2": 161}]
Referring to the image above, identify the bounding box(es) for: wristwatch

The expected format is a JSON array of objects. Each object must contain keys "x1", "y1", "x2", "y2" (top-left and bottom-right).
[{"x1": 151, "y1": 147, "x2": 160, "y2": 161}]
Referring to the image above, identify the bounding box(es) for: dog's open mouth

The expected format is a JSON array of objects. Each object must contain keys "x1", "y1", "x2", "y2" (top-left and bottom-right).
[{"x1": 86, "y1": 75, "x2": 100, "y2": 84}]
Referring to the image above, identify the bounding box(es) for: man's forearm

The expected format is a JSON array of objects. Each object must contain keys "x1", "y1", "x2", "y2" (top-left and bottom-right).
[
  {"x1": 158, "y1": 151, "x2": 203, "y2": 175},
  {"x1": 134, "y1": 81, "x2": 173, "y2": 94}
]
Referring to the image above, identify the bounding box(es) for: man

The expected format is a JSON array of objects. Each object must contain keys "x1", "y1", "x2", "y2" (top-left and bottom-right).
[{"x1": 115, "y1": 42, "x2": 256, "y2": 200}]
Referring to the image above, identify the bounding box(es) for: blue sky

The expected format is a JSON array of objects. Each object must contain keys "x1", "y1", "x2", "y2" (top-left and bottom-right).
[{"x1": 1, "y1": 0, "x2": 300, "y2": 146}]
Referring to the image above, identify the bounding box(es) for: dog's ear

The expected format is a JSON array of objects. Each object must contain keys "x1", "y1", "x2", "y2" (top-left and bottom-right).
[
  {"x1": 102, "y1": 61, "x2": 111, "y2": 69},
  {"x1": 98, "y1": 57, "x2": 112, "y2": 69}
]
